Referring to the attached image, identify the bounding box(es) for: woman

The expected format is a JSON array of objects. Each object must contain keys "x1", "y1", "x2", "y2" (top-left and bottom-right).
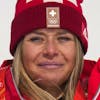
[
  {"x1": 0, "y1": 0, "x2": 90, "y2": 100},
  {"x1": 13, "y1": 28, "x2": 84, "y2": 100}
]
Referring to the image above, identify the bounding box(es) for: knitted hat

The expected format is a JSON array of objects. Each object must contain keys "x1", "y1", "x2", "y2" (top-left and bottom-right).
[{"x1": 10, "y1": 0, "x2": 88, "y2": 55}]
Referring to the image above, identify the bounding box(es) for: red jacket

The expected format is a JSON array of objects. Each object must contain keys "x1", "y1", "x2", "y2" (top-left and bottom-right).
[
  {"x1": 0, "y1": 59, "x2": 96, "y2": 100},
  {"x1": 0, "y1": 63, "x2": 21, "y2": 100},
  {"x1": 88, "y1": 58, "x2": 100, "y2": 100}
]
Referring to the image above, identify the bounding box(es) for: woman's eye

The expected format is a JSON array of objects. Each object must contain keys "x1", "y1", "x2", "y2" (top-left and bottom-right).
[
  {"x1": 29, "y1": 37, "x2": 44, "y2": 43},
  {"x1": 58, "y1": 37, "x2": 71, "y2": 42}
]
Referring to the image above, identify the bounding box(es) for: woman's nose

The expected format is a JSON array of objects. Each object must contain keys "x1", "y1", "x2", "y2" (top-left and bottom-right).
[{"x1": 43, "y1": 41, "x2": 59, "y2": 59}]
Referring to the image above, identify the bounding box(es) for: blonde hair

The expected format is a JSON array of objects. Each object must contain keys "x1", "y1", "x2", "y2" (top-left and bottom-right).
[{"x1": 12, "y1": 36, "x2": 84, "y2": 100}]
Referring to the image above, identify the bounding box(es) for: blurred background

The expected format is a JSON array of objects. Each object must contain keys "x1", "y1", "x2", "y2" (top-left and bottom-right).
[{"x1": 0, "y1": 0, "x2": 100, "y2": 65}]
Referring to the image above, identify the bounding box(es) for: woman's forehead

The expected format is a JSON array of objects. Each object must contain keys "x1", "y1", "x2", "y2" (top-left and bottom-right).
[
  {"x1": 25, "y1": 28, "x2": 74, "y2": 38},
  {"x1": 33, "y1": 28, "x2": 69, "y2": 33}
]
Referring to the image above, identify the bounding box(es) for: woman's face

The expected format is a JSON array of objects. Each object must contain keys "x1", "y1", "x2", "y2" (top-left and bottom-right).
[{"x1": 22, "y1": 29, "x2": 76, "y2": 88}]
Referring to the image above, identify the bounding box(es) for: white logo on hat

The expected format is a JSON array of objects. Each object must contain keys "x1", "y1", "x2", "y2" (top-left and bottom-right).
[
  {"x1": 46, "y1": 7, "x2": 60, "y2": 28},
  {"x1": 49, "y1": 10, "x2": 56, "y2": 17},
  {"x1": 44, "y1": 0, "x2": 63, "y2": 3},
  {"x1": 26, "y1": 0, "x2": 32, "y2": 3}
]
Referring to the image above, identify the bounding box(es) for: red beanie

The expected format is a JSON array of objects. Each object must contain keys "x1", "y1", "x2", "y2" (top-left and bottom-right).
[{"x1": 10, "y1": 0, "x2": 88, "y2": 55}]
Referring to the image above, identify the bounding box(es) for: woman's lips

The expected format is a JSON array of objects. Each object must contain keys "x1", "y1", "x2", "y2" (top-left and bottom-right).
[{"x1": 37, "y1": 62, "x2": 64, "y2": 69}]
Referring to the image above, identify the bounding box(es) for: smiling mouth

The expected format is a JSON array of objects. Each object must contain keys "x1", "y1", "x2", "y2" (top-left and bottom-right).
[{"x1": 37, "y1": 62, "x2": 64, "y2": 69}]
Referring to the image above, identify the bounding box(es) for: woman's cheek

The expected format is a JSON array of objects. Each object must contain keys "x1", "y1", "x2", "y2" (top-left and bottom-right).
[
  {"x1": 22, "y1": 43, "x2": 43, "y2": 62},
  {"x1": 59, "y1": 45, "x2": 76, "y2": 60}
]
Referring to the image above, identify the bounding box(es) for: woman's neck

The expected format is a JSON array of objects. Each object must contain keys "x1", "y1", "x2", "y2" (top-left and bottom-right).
[{"x1": 41, "y1": 83, "x2": 65, "y2": 99}]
